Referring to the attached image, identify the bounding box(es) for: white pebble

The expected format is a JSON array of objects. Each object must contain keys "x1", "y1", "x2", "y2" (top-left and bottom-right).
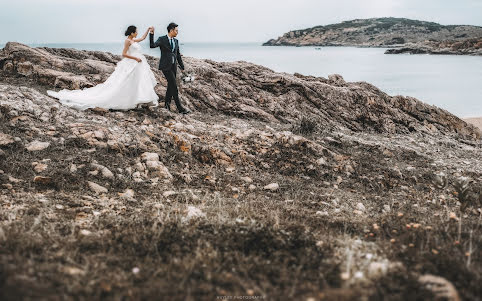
[
  {"x1": 356, "y1": 202, "x2": 366, "y2": 212},
  {"x1": 354, "y1": 271, "x2": 364, "y2": 279},
  {"x1": 79, "y1": 229, "x2": 92, "y2": 236}
]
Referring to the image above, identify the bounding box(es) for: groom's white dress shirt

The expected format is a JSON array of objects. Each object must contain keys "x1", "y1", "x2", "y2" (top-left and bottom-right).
[
  {"x1": 168, "y1": 36, "x2": 175, "y2": 51},
  {"x1": 167, "y1": 36, "x2": 175, "y2": 64}
]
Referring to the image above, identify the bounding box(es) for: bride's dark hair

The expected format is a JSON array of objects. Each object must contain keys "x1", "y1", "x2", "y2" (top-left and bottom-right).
[{"x1": 124, "y1": 26, "x2": 137, "y2": 37}]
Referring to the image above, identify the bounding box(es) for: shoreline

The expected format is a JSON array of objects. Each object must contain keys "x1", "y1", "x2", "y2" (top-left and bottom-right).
[{"x1": 464, "y1": 117, "x2": 482, "y2": 131}]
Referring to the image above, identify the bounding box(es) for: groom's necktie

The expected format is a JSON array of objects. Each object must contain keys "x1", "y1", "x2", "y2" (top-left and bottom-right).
[{"x1": 169, "y1": 38, "x2": 175, "y2": 64}]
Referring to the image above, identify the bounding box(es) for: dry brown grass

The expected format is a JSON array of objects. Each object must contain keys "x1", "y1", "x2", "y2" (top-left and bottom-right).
[{"x1": 1, "y1": 91, "x2": 481, "y2": 300}]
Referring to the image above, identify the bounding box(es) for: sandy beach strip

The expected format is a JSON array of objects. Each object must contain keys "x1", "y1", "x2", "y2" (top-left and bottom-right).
[{"x1": 464, "y1": 117, "x2": 482, "y2": 131}]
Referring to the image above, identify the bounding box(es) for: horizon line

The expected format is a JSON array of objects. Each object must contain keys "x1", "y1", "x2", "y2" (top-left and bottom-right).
[{"x1": 0, "y1": 40, "x2": 266, "y2": 45}]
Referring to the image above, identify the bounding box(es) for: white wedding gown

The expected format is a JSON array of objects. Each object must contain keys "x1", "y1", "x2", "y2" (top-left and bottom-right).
[{"x1": 47, "y1": 42, "x2": 158, "y2": 110}]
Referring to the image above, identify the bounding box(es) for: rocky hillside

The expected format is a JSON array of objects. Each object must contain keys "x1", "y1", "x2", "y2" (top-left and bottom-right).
[
  {"x1": 264, "y1": 18, "x2": 482, "y2": 52},
  {"x1": 0, "y1": 42, "x2": 481, "y2": 300},
  {"x1": 385, "y1": 37, "x2": 482, "y2": 55}
]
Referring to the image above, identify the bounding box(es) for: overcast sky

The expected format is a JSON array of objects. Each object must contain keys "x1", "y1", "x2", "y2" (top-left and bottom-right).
[{"x1": 2, "y1": 0, "x2": 482, "y2": 44}]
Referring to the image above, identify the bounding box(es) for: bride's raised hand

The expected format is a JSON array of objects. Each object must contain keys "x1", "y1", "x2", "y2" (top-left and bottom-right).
[{"x1": 134, "y1": 27, "x2": 151, "y2": 42}]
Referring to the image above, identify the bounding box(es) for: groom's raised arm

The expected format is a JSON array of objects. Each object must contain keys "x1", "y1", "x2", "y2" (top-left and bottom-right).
[{"x1": 149, "y1": 33, "x2": 161, "y2": 48}]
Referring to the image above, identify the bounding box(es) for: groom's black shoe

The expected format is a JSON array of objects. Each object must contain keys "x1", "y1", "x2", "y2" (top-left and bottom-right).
[
  {"x1": 164, "y1": 102, "x2": 171, "y2": 112},
  {"x1": 179, "y1": 108, "x2": 191, "y2": 115}
]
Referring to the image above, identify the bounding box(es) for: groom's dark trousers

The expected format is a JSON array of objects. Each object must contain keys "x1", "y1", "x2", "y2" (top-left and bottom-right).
[
  {"x1": 162, "y1": 66, "x2": 182, "y2": 111},
  {"x1": 149, "y1": 33, "x2": 185, "y2": 112}
]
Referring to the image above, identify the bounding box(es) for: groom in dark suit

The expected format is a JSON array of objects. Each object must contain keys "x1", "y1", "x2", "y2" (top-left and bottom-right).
[{"x1": 149, "y1": 22, "x2": 190, "y2": 114}]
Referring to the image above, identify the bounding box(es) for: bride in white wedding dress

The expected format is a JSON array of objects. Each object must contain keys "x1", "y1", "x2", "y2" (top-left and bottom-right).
[{"x1": 47, "y1": 25, "x2": 159, "y2": 110}]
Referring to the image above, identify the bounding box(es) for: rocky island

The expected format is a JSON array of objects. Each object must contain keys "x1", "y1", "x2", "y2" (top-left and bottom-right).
[
  {"x1": 0, "y1": 42, "x2": 481, "y2": 300},
  {"x1": 264, "y1": 17, "x2": 482, "y2": 55},
  {"x1": 385, "y1": 37, "x2": 482, "y2": 55}
]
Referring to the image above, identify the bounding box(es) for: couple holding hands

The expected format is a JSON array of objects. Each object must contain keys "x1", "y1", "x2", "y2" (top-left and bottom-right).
[{"x1": 48, "y1": 22, "x2": 190, "y2": 114}]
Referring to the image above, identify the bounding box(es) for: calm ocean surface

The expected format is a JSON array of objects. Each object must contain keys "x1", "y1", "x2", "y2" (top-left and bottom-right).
[{"x1": 2, "y1": 42, "x2": 481, "y2": 118}]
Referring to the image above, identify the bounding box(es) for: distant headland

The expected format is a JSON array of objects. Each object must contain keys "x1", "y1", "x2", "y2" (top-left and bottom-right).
[{"x1": 264, "y1": 18, "x2": 482, "y2": 55}]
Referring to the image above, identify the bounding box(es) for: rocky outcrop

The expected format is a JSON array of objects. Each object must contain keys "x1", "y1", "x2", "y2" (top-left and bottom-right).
[
  {"x1": 263, "y1": 17, "x2": 482, "y2": 55},
  {"x1": 1, "y1": 42, "x2": 479, "y2": 140},
  {"x1": 385, "y1": 37, "x2": 482, "y2": 55},
  {"x1": 1, "y1": 43, "x2": 481, "y2": 300}
]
